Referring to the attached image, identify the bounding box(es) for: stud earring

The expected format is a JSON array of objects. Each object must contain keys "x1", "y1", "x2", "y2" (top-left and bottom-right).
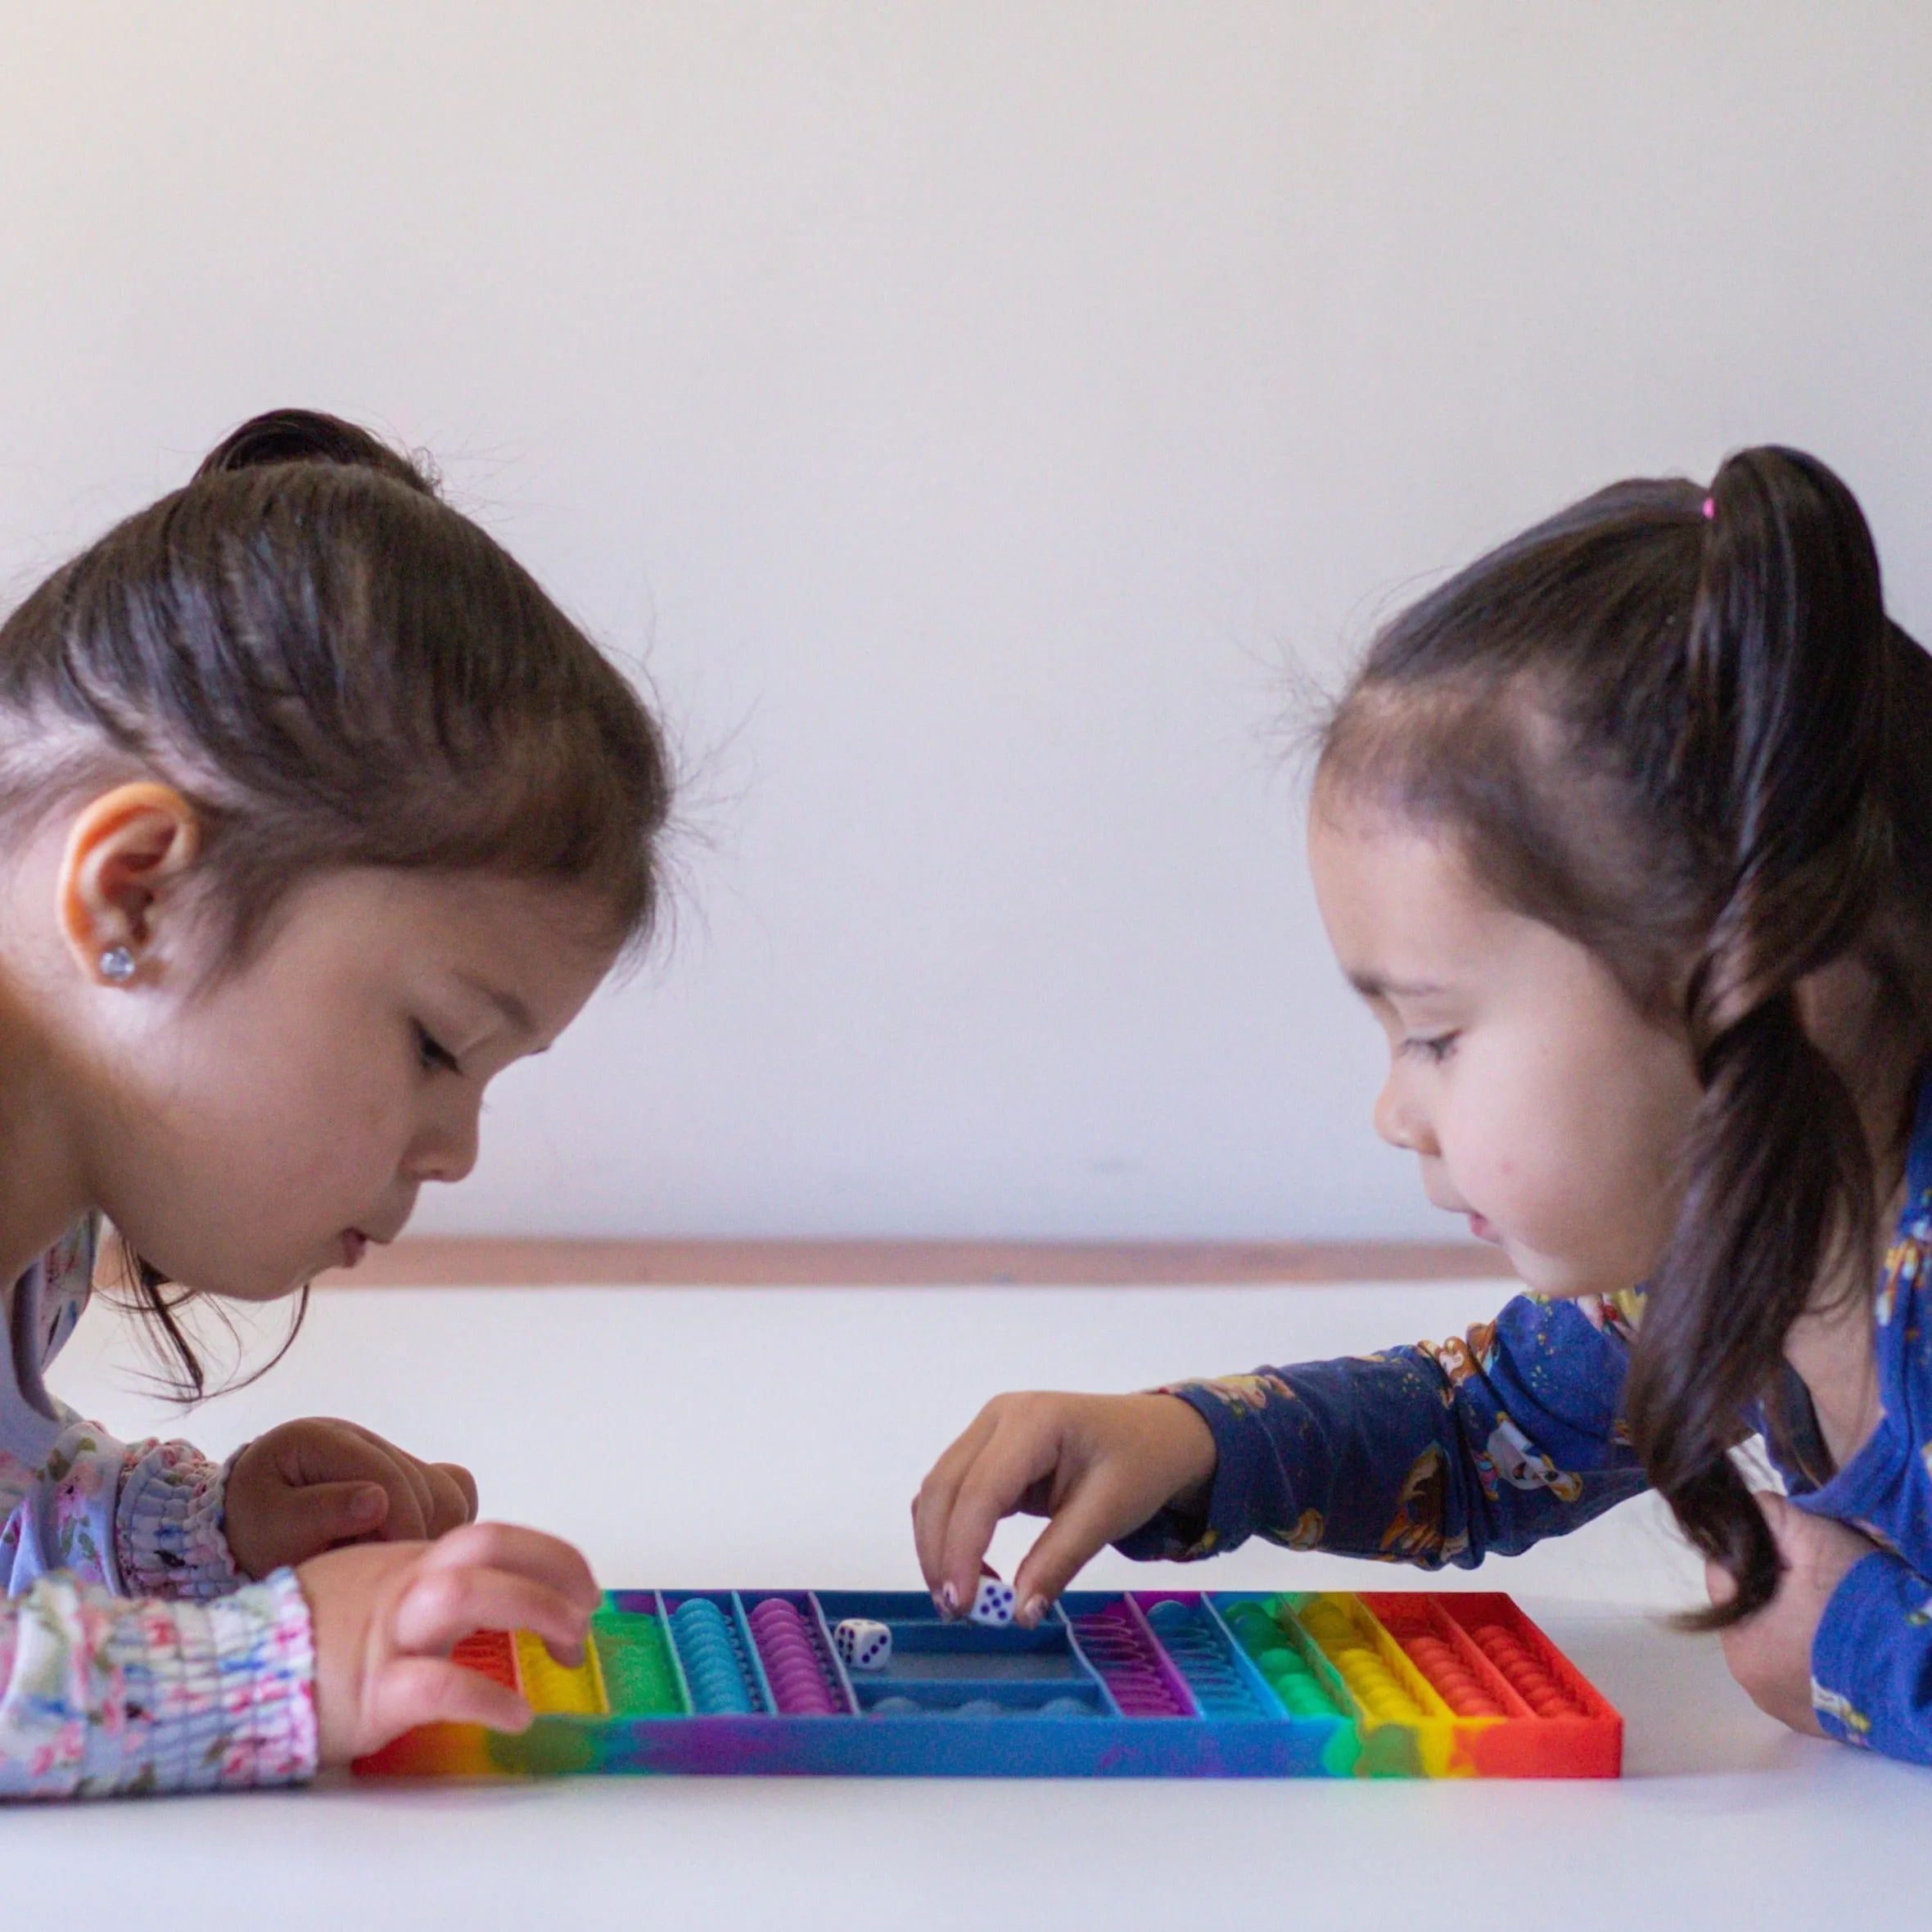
[{"x1": 98, "y1": 945, "x2": 138, "y2": 983}]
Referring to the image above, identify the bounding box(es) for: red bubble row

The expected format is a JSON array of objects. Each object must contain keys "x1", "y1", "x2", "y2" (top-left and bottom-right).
[
  {"x1": 1470, "y1": 1623, "x2": 1578, "y2": 1718},
  {"x1": 747, "y1": 1598, "x2": 842, "y2": 1715},
  {"x1": 1402, "y1": 1633, "x2": 1503, "y2": 1718},
  {"x1": 452, "y1": 1628, "x2": 519, "y2": 1692}
]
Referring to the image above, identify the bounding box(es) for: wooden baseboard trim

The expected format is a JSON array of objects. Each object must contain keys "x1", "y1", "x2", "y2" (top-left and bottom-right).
[{"x1": 316, "y1": 1237, "x2": 1514, "y2": 1288}]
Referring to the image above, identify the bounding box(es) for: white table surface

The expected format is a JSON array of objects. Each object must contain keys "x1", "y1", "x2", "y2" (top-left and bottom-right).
[{"x1": 12, "y1": 1279, "x2": 1930, "y2": 1929}]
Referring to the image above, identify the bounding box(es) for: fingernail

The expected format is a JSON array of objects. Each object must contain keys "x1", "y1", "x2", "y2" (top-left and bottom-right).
[
  {"x1": 941, "y1": 1582, "x2": 959, "y2": 1616},
  {"x1": 1021, "y1": 1595, "x2": 1049, "y2": 1628},
  {"x1": 350, "y1": 1487, "x2": 384, "y2": 1522}
]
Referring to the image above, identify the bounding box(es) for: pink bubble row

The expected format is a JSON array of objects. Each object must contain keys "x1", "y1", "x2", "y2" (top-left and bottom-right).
[
  {"x1": 1069, "y1": 1605, "x2": 1187, "y2": 1717},
  {"x1": 747, "y1": 1597, "x2": 842, "y2": 1715}
]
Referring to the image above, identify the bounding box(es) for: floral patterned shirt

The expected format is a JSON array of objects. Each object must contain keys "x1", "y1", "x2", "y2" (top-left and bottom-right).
[
  {"x1": 1, "y1": 1217, "x2": 316, "y2": 1797},
  {"x1": 1122, "y1": 1078, "x2": 1932, "y2": 1767}
]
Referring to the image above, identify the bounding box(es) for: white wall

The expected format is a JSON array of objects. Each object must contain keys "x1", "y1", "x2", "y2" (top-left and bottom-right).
[{"x1": 2, "y1": 3, "x2": 1928, "y2": 1239}]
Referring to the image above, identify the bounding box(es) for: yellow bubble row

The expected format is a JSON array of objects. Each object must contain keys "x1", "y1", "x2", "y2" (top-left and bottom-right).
[{"x1": 1298, "y1": 1601, "x2": 1425, "y2": 1723}]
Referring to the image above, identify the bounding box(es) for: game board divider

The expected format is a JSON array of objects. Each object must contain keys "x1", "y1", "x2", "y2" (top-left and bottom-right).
[
  {"x1": 742, "y1": 1591, "x2": 859, "y2": 1714},
  {"x1": 1432, "y1": 1594, "x2": 1615, "y2": 1720},
  {"x1": 1045, "y1": 1602, "x2": 1124, "y2": 1718},
  {"x1": 732, "y1": 1592, "x2": 782, "y2": 1713},
  {"x1": 1132, "y1": 1592, "x2": 1280, "y2": 1721},
  {"x1": 1420, "y1": 1596, "x2": 1537, "y2": 1719},
  {"x1": 801, "y1": 1592, "x2": 860, "y2": 1713},
  {"x1": 1056, "y1": 1607, "x2": 1127, "y2": 1718},
  {"x1": 664, "y1": 1590, "x2": 773, "y2": 1714},
  {"x1": 1062, "y1": 1593, "x2": 1198, "y2": 1717},
  {"x1": 1235, "y1": 1595, "x2": 1360, "y2": 1719},
  {"x1": 1304, "y1": 1591, "x2": 1456, "y2": 1722},
  {"x1": 651, "y1": 1590, "x2": 697, "y2": 1715},
  {"x1": 1119, "y1": 1591, "x2": 1201, "y2": 1715}
]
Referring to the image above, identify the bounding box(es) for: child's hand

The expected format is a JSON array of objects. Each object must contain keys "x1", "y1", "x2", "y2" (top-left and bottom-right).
[
  {"x1": 1706, "y1": 1492, "x2": 1876, "y2": 1735},
  {"x1": 913, "y1": 1392, "x2": 1217, "y2": 1627},
  {"x1": 300, "y1": 1521, "x2": 601, "y2": 1764},
  {"x1": 226, "y1": 1417, "x2": 479, "y2": 1578}
]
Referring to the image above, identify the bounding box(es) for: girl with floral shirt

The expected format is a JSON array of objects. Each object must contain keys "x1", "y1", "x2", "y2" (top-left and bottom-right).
[{"x1": 0, "y1": 410, "x2": 669, "y2": 1794}]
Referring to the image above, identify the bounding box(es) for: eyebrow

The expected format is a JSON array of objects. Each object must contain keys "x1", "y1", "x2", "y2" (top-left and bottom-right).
[
  {"x1": 456, "y1": 973, "x2": 535, "y2": 1036},
  {"x1": 1347, "y1": 973, "x2": 1451, "y2": 1000}
]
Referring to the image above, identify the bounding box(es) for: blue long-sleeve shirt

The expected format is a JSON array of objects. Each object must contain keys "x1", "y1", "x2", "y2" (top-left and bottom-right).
[{"x1": 1122, "y1": 1083, "x2": 1932, "y2": 1765}]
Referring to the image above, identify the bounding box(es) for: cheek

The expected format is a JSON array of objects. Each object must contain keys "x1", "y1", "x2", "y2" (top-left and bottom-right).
[
  {"x1": 1464, "y1": 1035, "x2": 1692, "y2": 1273},
  {"x1": 142, "y1": 1020, "x2": 408, "y2": 1201}
]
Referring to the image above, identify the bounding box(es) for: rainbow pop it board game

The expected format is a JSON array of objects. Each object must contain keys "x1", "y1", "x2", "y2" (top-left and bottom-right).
[{"x1": 355, "y1": 1587, "x2": 1621, "y2": 1781}]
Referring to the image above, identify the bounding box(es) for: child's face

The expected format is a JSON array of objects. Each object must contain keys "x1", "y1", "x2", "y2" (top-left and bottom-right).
[
  {"x1": 1307, "y1": 801, "x2": 1702, "y2": 1300},
  {"x1": 84, "y1": 869, "x2": 616, "y2": 1301}
]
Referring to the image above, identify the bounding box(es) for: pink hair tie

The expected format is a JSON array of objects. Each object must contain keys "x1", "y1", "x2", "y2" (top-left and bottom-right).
[{"x1": 1701, "y1": 496, "x2": 1716, "y2": 520}]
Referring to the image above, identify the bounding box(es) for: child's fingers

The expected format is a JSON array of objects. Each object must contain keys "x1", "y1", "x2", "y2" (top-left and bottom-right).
[
  {"x1": 434, "y1": 1460, "x2": 481, "y2": 1522},
  {"x1": 418, "y1": 1461, "x2": 476, "y2": 1537},
  {"x1": 392, "y1": 1562, "x2": 593, "y2": 1665},
  {"x1": 343, "y1": 1430, "x2": 440, "y2": 1540},
  {"x1": 278, "y1": 1477, "x2": 393, "y2": 1555},
  {"x1": 366, "y1": 1654, "x2": 533, "y2": 1746},
  {"x1": 935, "y1": 1415, "x2": 1062, "y2": 1614},
  {"x1": 1009, "y1": 1472, "x2": 1143, "y2": 1623},
  {"x1": 911, "y1": 1406, "x2": 1001, "y2": 1598},
  {"x1": 419, "y1": 1520, "x2": 603, "y2": 1611}
]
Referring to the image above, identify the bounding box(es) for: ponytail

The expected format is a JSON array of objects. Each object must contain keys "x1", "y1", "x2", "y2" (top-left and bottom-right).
[{"x1": 1631, "y1": 449, "x2": 1893, "y2": 1622}]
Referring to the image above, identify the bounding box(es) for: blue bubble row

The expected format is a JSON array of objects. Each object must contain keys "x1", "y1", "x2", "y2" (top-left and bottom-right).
[
  {"x1": 670, "y1": 1598, "x2": 760, "y2": 1714},
  {"x1": 869, "y1": 1695, "x2": 1094, "y2": 1718},
  {"x1": 1145, "y1": 1599, "x2": 1268, "y2": 1718}
]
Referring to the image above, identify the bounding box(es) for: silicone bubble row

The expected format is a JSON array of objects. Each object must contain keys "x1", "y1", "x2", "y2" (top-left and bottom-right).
[
  {"x1": 870, "y1": 1695, "x2": 1092, "y2": 1719},
  {"x1": 1297, "y1": 1599, "x2": 1429, "y2": 1723},
  {"x1": 670, "y1": 1599, "x2": 761, "y2": 1715},
  {"x1": 1402, "y1": 1632, "x2": 1504, "y2": 1718},
  {"x1": 1469, "y1": 1623, "x2": 1580, "y2": 1718},
  {"x1": 1068, "y1": 1602, "x2": 1189, "y2": 1716},
  {"x1": 590, "y1": 1608, "x2": 685, "y2": 1716},
  {"x1": 1144, "y1": 1600, "x2": 1268, "y2": 1718},
  {"x1": 1220, "y1": 1600, "x2": 1342, "y2": 1718},
  {"x1": 747, "y1": 1597, "x2": 843, "y2": 1714}
]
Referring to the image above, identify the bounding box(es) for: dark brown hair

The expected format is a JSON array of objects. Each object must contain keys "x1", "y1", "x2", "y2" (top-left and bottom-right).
[
  {"x1": 1318, "y1": 446, "x2": 1932, "y2": 1623},
  {"x1": 0, "y1": 409, "x2": 675, "y2": 1393}
]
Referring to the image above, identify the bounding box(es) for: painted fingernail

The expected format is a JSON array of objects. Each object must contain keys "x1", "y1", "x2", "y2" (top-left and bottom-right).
[
  {"x1": 941, "y1": 1582, "x2": 959, "y2": 1616},
  {"x1": 1021, "y1": 1595, "x2": 1049, "y2": 1628}
]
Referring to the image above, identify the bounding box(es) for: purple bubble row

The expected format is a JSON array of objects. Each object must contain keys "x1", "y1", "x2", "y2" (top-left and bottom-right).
[
  {"x1": 1068, "y1": 1603, "x2": 1189, "y2": 1716},
  {"x1": 747, "y1": 1597, "x2": 843, "y2": 1715}
]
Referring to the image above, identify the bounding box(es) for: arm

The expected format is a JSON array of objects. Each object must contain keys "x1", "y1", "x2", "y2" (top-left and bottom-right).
[
  {"x1": 3, "y1": 1414, "x2": 240, "y2": 1600},
  {"x1": 0, "y1": 1568, "x2": 315, "y2": 1799},
  {"x1": 1116, "y1": 1293, "x2": 1649, "y2": 1568},
  {"x1": 1809, "y1": 1548, "x2": 1932, "y2": 1761}
]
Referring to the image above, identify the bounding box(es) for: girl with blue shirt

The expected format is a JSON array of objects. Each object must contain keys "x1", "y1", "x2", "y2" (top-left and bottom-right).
[
  {"x1": 915, "y1": 446, "x2": 1932, "y2": 1765},
  {"x1": 0, "y1": 411, "x2": 666, "y2": 1794}
]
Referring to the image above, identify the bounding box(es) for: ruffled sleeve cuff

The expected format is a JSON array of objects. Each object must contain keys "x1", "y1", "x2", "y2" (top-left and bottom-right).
[
  {"x1": 1809, "y1": 1546, "x2": 1932, "y2": 1765},
  {"x1": 1, "y1": 1568, "x2": 316, "y2": 1798},
  {"x1": 114, "y1": 1439, "x2": 245, "y2": 1600}
]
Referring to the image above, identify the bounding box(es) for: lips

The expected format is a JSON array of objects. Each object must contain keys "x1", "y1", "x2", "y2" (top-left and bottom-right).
[
  {"x1": 1466, "y1": 1212, "x2": 1505, "y2": 1246},
  {"x1": 340, "y1": 1230, "x2": 368, "y2": 1269}
]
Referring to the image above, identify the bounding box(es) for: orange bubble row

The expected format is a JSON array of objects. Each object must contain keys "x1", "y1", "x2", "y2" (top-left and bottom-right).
[
  {"x1": 1470, "y1": 1623, "x2": 1578, "y2": 1718},
  {"x1": 1402, "y1": 1632, "x2": 1503, "y2": 1718}
]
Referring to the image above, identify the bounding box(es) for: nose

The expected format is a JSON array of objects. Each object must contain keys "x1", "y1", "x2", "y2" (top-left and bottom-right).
[
  {"x1": 1373, "y1": 1064, "x2": 1439, "y2": 1158},
  {"x1": 403, "y1": 1090, "x2": 482, "y2": 1186}
]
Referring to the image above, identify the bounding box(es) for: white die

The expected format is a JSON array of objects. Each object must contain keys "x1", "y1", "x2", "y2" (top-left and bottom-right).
[
  {"x1": 833, "y1": 1618, "x2": 892, "y2": 1670},
  {"x1": 969, "y1": 1576, "x2": 1017, "y2": 1627}
]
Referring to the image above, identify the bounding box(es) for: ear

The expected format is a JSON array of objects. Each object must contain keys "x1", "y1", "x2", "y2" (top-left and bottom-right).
[{"x1": 57, "y1": 783, "x2": 203, "y2": 986}]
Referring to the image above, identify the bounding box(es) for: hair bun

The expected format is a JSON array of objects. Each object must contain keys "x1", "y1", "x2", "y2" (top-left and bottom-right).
[{"x1": 194, "y1": 409, "x2": 438, "y2": 498}]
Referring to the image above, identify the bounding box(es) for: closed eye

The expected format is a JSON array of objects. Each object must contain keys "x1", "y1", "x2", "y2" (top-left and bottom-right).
[
  {"x1": 1399, "y1": 1033, "x2": 1458, "y2": 1065},
  {"x1": 414, "y1": 1022, "x2": 463, "y2": 1076}
]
